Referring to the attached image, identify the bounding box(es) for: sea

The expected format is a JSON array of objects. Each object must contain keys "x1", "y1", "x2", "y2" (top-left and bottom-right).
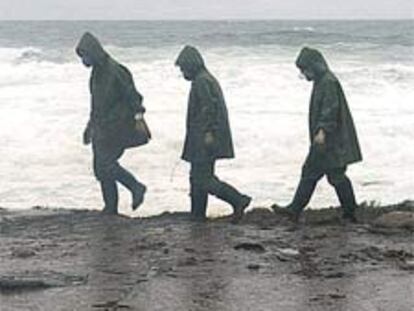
[{"x1": 0, "y1": 20, "x2": 413, "y2": 216}]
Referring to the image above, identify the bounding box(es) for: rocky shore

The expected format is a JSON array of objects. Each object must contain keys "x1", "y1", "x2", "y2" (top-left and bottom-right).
[{"x1": 1, "y1": 201, "x2": 413, "y2": 311}]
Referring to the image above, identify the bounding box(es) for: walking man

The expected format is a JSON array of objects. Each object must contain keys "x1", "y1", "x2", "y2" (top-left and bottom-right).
[
  {"x1": 175, "y1": 45, "x2": 251, "y2": 222},
  {"x1": 277, "y1": 47, "x2": 362, "y2": 222},
  {"x1": 76, "y1": 32, "x2": 149, "y2": 215}
]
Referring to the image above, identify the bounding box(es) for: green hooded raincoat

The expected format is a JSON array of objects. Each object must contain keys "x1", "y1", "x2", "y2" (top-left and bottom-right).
[
  {"x1": 296, "y1": 47, "x2": 362, "y2": 169},
  {"x1": 76, "y1": 32, "x2": 145, "y2": 150},
  {"x1": 176, "y1": 46, "x2": 235, "y2": 163}
]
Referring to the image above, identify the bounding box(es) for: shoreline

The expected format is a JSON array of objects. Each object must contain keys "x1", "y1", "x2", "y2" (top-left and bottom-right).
[{"x1": 1, "y1": 198, "x2": 413, "y2": 220}]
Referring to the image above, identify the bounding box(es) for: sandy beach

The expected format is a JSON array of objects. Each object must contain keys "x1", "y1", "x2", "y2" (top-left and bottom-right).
[{"x1": 1, "y1": 202, "x2": 413, "y2": 311}]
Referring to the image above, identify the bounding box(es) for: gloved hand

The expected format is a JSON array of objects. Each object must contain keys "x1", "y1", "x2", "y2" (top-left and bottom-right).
[
  {"x1": 204, "y1": 131, "x2": 215, "y2": 147},
  {"x1": 83, "y1": 125, "x2": 92, "y2": 145},
  {"x1": 314, "y1": 128, "x2": 325, "y2": 145},
  {"x1": 135, "y1": 114, "x2": 151, "y2": 140}
]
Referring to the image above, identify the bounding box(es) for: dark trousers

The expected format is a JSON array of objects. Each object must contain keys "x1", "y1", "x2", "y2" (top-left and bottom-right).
[
  {"x1": 290, "y1": 148, "x2": 357, "y2": 216},
  {"x1": 93, "y1": 142, "x2": 144, "y2": 213},
  {"x1": 190, "y1": 161, "x2": 245, "y2": 219}
]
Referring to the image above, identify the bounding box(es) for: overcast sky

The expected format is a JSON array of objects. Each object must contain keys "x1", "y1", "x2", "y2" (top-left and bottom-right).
[{"x1": 0, "y1": 0, "x2": 413, "y2": 20}]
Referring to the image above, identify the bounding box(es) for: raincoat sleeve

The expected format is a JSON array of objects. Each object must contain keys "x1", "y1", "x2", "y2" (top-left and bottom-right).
[
  {"x1": 86, "y1": 75, "x2": 94, "y2": 129},
  {"x1": 195, "y1": 77, "x2": 219, "y2": 133},
  {"x1": 316, "y1": 79, "x2": 340, "y2": 134},
  {"x1": 120, "y1": 65, "x2": 145, "y2": 114}
]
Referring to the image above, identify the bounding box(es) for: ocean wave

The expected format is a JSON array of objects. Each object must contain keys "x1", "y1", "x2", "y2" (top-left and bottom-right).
[
  {"x1": 16, "y1": 47, "x2": 44, "y2": 63},
  {"x1": 292, "y1": 26, "x2": 315, "y2": 32},
  {"x1": 195, "y1": 29, "x2": 413, "y2": 48},
  {"x1": 0, "y1": 40, "x2": 412, "y2": 73},
  {"x1": 0, "y1": 47, "x2": 75, "y2": 65}
]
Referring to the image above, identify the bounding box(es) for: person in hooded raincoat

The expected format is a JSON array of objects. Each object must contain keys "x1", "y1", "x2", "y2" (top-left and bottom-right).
[
  {"x1": 175, "y1": 45, "x2": 251, "y2": 222},
  {"x1": 276, "y1": 47, "x2": 362, "y2": 222},
  {"x1": 76, "y1": 32, "x2": 149, "y2": 215}
]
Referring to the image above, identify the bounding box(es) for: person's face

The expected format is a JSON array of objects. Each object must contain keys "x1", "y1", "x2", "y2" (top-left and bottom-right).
[
  {"x1": 78, "y1": 50, "x2": 94, "y2": 68},
  {"x1": 179, "y1": 66, "x2": 193, "y2": 81},
  {"x1": 299, "y1": 66, "x2": 315, "y2": 81}
]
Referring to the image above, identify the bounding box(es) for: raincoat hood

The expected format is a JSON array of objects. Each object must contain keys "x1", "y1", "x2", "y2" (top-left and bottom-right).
[
  {"x1": 175, "y1": 45, "x2": 205, "y2": 79},
  {"x1": 76, "y1": 32, "x2": 108, "y2": 65},
  {"x1": 296, "y1": 47, "x2": 329, "y2": 79}
]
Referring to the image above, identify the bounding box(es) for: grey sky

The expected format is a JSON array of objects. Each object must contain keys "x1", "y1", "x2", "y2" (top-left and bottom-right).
[{"x1": 0, "y1": 0, "x2": 413, "y2": 20}]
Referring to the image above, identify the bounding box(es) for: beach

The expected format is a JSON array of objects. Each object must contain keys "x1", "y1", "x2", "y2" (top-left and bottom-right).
[{"x1": 1, "y1": 202, "x2": 413, "y2": 310}]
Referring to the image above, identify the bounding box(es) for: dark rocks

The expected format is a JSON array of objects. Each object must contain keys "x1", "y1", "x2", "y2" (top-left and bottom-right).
[
  {"x1": 371, "y1": 211, "x2": 414, "y2": 231},
  {"x1": 398, "y1": 260, "x2": 414, "y2": 271},
  {"x1": 0, "y1": 273, "x2": 88, "y2": 293},
  {"x1": 178, "y1": 256, "x2": 198, "y2": 267},
  {"x1": 247, "y1": 264, "x2": 261, "y2": 270},
  {"x1": 328, "y1": 292, "x2": 346, "y2": 299},
  {"x1": 323, "y1": 271, "x2": 346, "y2": 279},
  {"x1": 92, "y1": 301, "x2": 131, "y2": 310},
  {"x1": 11, "y1": 248, "x2": 37, "y2": 259},
  {"x1": 234, "y1": 242, "x2": 266, "y2": 253},
  {"x1": 0, "y1": 279, "x2": 53, "y2": 293},
  {"x1": 384, "y1": 249, "x2": 413, "y2": 260},
  {"x1": 309, "y1": 292, "x2": 346, "y2": 302}
]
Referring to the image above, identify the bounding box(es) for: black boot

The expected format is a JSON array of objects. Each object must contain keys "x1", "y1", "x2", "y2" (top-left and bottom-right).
[
  {"x1": 131, "y1": 184, "x2": 146, "y2": 211},
  {"x1": 100, "y1": 179, "x2": 118, "y2": 215},
  {"x1": 209, "y1": 181, "x2": 251, "y2": 223},
  {"x1": 334, "y1": 178, "x2": 358, "y2": 223},
  {"x1": 190, "y1": 189, "x2": 208, "y2": 222},
  {"x1": 232, "y1": 194, "x2": 252, "y2": 224},
  {"x1": 290, "y1": 177, "x2": 318, "y2": 212},
  {"x1": 276, "y1": 177, "x2": 318, "y2": 222},
  {"x1": 113, "y1": 165, "x2": 146, "y2": 211}
]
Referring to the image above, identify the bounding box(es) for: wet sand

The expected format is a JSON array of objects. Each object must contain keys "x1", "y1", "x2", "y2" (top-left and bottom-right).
[{"x1": 1, "y1": 202, "x2": 413, "y2": 311}]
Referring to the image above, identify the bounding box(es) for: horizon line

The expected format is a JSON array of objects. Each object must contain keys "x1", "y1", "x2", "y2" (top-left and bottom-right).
[{"x1": 0, "y1": 18, "x2": 413, "y2": 22}]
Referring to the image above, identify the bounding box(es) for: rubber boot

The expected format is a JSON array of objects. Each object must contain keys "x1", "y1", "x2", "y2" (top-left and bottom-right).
[
  {"x1": 100, "y1": 179, "x2": 118, "y2": 215},
  {"x1": 190, "y1": 189, "x2": 208, "y2": 222},
  {"x1": 209, "y1": 181, "x2": 251, "y2": 223},
  {"x1": 232, "y1": 194, "x2": 251, "y2": 224},
  {"x1": 113, "y1": 165, "x2": 146, "y2": 211},
  {"x1": 283, "y1": 177, "x2": 319, "y2": 222},
  {"x1": 334, "y1": 178, "x2": 358, "y2": 223}
]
